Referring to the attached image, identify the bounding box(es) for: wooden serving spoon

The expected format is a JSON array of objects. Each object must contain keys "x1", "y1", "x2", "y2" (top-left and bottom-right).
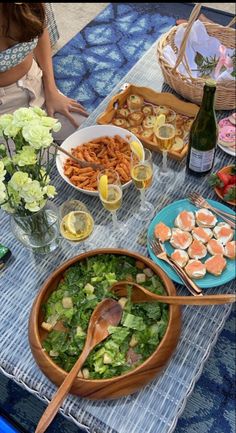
[
  {"x1": 110, "y1": 281, "x2": 236, "y2": 306},
  {"x1": 35, "y1": 299, "x2": 122, "y2": 433},
  {"x1": 53, "y1": 141, "x2": 104, "y2": 170}
]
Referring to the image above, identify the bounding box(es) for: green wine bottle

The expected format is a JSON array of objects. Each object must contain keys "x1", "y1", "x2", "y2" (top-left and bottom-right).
[
  {"x1": 186, "y1": 79, "x2": 218, "y2": 175},
  {"x1": 0, "y1": 243, "x2": 12, "y2": 270}
]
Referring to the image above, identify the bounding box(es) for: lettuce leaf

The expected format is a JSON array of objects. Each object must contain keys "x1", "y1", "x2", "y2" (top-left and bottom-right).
[{"x1": 122, "y1": 313, "x2": 146, "y2": 331}]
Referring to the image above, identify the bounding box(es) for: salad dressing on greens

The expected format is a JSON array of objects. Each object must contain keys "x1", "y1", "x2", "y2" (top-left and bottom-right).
[{"x1": 42, "y1": 255, "x2": 169, "y2": 379}]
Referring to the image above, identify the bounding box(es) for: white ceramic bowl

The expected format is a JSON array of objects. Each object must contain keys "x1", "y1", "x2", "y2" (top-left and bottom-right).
[{"x1": 56, "y1": 124, "x2": 143, "y2": 196}]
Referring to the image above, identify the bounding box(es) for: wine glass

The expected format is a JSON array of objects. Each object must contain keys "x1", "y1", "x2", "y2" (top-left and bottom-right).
[
  {"x1": 154, "y1": 106, "x2": 176, "y2": 183},
  {"x1": 130, "y1": 148, "x2": 154, "y2": 221},
  {"x1": 154, "y1": 123, "x2": 176, "y2": 182},
  {"x1": 59, "y1": 199, "x2": 94, "y2": 249},
  {"x1": 97, "y1": 169, "x2": 128, "y2": 239}
]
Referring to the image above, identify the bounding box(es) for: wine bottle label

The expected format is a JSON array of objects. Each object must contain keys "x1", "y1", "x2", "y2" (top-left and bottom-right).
[{"x1": 188, "y1": 148, "x2": 215, "y2": 172}]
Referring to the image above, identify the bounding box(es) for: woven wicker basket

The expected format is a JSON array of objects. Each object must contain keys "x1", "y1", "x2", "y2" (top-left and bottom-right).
[{"x1": 157, "y1": 3, "x2": 236, "y2": 110}]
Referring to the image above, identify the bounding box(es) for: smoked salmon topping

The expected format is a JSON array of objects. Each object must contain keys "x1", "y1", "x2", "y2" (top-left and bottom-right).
[
  {"x1": 188, "y1": 239, "x2": 207, "y2": 259},
  {"x1": 192, "y1": 227, "x2": 213, "y2": 243},
  {"x1": 224, "y1": 241, "x2": 236, "y2": 259},
  {"x1": 205, "y1": 254, "x2": 227, "y2": 276},
  {"x1": 175, "y1": 211, "x2": 195, "y2": 231},
  {"x1": 170, "y1": 229, "x2": 193, "y2": 249},
  {"x1": 196, "y1": 209, "x2": 217, "y2": 227},
  {"x1": 154, "y1": 222, "x2": 171, "y2": 242},
  {"x1": 213, "y1": 223, "x2": 234, "y2": 244},
  {"x1": 185, "y1": 260, "x2": 206, "y2": 279},
  {"x1": 171, "y1": 249, "x2": 189, "y2": 268},
  {"x1": 207, "y1": 239, "x2": 225, "y2": 255}
]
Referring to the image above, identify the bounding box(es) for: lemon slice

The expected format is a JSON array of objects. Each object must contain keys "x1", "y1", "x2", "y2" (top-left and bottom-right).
[
  {"x1": 66, "y1": 211, "x2": 82, "y2": 235},
  {"x1": 130, "y1": 140, "x2": 145, "y2": 161},
  {"x1": 60, "y1": 211, "x2": 94, "y2": 240},
  {"x1": 154, "y1": 114, "x2": 166, "y2": 132},
  {"x1": 98, "y1": 174, "x2": 108, "y2": 200}
]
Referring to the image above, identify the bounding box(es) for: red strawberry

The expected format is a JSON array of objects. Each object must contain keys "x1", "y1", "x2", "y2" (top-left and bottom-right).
[
  {"x1": 216, "y1": 186, "x2": 225, "y2": 195},
  {"x1": 228, "y1": 175, "x2": 236, "y2": 185},
  {"x1": 217, "y1": 172, "x2": 232, "y2": 186}
]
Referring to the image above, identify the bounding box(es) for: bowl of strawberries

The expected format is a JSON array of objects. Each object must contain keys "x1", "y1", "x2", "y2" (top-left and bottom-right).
[{"x1": 209, "y1": 165, "x2": 236, "y2": 206}]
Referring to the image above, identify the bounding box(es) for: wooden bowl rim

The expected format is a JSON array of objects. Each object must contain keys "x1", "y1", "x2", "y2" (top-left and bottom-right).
[
  {"x1": 214, "y1": 165, "x2": 236, "y2": 206},
  {"x1": 29, "y1": 248, "x2": 181, "y2": 385}
]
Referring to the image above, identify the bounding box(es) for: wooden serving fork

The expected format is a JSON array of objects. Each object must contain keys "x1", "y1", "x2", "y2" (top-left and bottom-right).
[{"x1": 148, "y1": 236, "x2": 203, "y2": 296}]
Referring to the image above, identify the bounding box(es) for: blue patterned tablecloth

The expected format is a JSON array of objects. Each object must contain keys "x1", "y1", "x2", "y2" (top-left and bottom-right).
[{"x1": 0, "y1": 37, "x2": 235, "y2": 433}]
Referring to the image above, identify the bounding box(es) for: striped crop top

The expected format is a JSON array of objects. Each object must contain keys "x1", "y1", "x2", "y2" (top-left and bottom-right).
[{"x1": 0, "y1": 38, "x2": 38, "y2": 72}]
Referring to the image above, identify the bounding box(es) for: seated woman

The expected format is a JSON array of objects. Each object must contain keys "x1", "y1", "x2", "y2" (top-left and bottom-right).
[{"x1": 0, "y1": 3, "x2": 88, "y2": 142}]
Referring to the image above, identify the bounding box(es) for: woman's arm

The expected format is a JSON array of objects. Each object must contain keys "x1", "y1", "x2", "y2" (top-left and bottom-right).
[
  {"x1": 33, "y1": 27, "x2": 57, "y2": 94},
  {"x1": 33, "y1": 28, "x2": 88, "y2": 126}
]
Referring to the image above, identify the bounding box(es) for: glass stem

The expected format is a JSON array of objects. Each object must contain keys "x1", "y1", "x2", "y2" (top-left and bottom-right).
[
  {"x1": 140, "y1": 188, "x2": 146, "y2": 210},
  {"x1": 162, "y1": 150, "x2": 168, "y2": 173},
  {"x1": 111, "y1": 211, "x2": 119, "y2": 231}
]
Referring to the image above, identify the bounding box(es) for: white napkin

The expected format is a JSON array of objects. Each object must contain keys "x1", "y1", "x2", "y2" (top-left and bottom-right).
[{"x1": 162, "y1": 20, "x2": 234, "y2": 80}]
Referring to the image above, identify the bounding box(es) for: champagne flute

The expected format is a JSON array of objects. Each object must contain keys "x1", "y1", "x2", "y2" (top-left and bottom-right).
[
  {"x1": 154, "y1": 123, "x2": 176, "y2": 182},
  {"x1": 131, "y1": 148, "x2": 154, "y2": 221},
  {"x1": 59, "y1": 199, "x2": 94, "y2": 249},
  {"x1": 97, "y1": 169, "x2": 128, "y2": 238}
]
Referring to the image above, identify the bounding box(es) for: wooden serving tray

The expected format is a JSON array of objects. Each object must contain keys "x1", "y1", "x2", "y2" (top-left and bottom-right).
[{"x1": 97, "y1": 84, "x2": 199, "y2": 160}]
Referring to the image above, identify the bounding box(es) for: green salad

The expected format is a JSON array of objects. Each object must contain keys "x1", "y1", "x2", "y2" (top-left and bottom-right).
[{"x1": 42, "y1": 254, "x2": 169, "y2": 379}]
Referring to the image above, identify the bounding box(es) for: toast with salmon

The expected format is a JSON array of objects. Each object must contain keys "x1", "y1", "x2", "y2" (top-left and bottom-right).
[{"x1": 205, "y1": 255, "x2": 227, "y2": 276}]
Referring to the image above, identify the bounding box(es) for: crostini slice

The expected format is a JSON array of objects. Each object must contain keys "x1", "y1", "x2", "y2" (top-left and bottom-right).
[
  {"x1": 192, "y1": 227, "x2": 213, "y2": 244},
  {"x1": 175, "y1": 210, "x2": 195, "y2": 231},
  {"x1": 154, "y1": 222, "x2": 172, "y2": 243},
  {"x1": 195, "y1": 209, "x2": 217, "y2": 228},
  {"x1": 170, "y1": 228, "x2": 193, "y2": 249},
  {"x1": 188, "y1": 239, "x2": 207, "y2": 260},
  {"x1": 185, "y1": 260, "x2": 206, "y2": 279},
  {"x1": 205, "y1": 254, "x2": 227, "y2": 276}
]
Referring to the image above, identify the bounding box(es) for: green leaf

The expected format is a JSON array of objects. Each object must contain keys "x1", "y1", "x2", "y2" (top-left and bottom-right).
[
  {"x1": 230, "y1": 166, "x2": 236, "y2": 175},
  {"x1": 108, "y1": 326, "x2": 130, "y2": 344},
  {"x1": 122, "y1": 312, "x2": 146, "y2": 331},
  {"x1": 209, "y1": 173, "x2": 223, "y2": 188},
  {"x1": 224, "y1": 186, "x2": 236, "y2": 201},
  {"x1": 141, "y1": 302, "x2": 162, "y2": 320},
  {"x1": 0, "y1": 144, "x2": 7, "y2": 158},
  {"x1": 195, "y1": 52, "x2": 204, "y2": 66}
]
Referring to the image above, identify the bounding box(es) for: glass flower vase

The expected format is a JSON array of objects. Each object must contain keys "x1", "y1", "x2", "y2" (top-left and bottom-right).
[{"x1": 10, "y1": 201, "x2": 60, "y2": 254}]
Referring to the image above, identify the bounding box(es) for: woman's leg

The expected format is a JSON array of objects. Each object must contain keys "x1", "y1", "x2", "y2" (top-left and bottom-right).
[
  {"x1": 0, "y1": 82, "x2": 30, "y2": 115},
  {"x1": 51, "y1": 111, "x2": 87, "y2": 143}
]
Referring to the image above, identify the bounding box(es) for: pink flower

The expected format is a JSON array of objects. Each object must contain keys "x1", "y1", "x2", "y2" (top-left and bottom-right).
[{"x1": 214, "y1": 44, "x2": 233, "y2": 79}]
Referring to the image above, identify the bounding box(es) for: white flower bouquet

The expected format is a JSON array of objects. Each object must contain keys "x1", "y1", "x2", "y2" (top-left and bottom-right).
[
  {"x1": 0, "y1": 107, "x2": 61, "y2": 253},
  {"x1": 0, "y1": 106, "x2": 61, "y2": 215}
]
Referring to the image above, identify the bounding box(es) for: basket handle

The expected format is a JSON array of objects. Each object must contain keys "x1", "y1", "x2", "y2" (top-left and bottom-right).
[
  {"x1": 173, "y1": 3, "x2": 202, "y2": 72},
  {"x1": 226, "y1": 16, "x2": 236, "y2": 27}
]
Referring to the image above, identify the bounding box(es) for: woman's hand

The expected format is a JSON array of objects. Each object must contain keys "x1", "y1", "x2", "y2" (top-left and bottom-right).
[
  {"x1": 45, "y1": 89, "x2": 89, "y2": 127},
  {"x1": 34, "y1": 28, "x2": 89, "y2": 127}
]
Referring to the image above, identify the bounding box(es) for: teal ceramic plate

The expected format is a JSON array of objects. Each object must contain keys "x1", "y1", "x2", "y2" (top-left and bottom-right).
[{"x1": 147, "y1": 199, "x2": 235, "y2": 289}]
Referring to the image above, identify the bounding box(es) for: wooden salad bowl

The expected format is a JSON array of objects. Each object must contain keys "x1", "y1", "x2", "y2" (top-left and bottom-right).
[{"x1": 28, "y1": 249, "x2": 181, "y2": 400}]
